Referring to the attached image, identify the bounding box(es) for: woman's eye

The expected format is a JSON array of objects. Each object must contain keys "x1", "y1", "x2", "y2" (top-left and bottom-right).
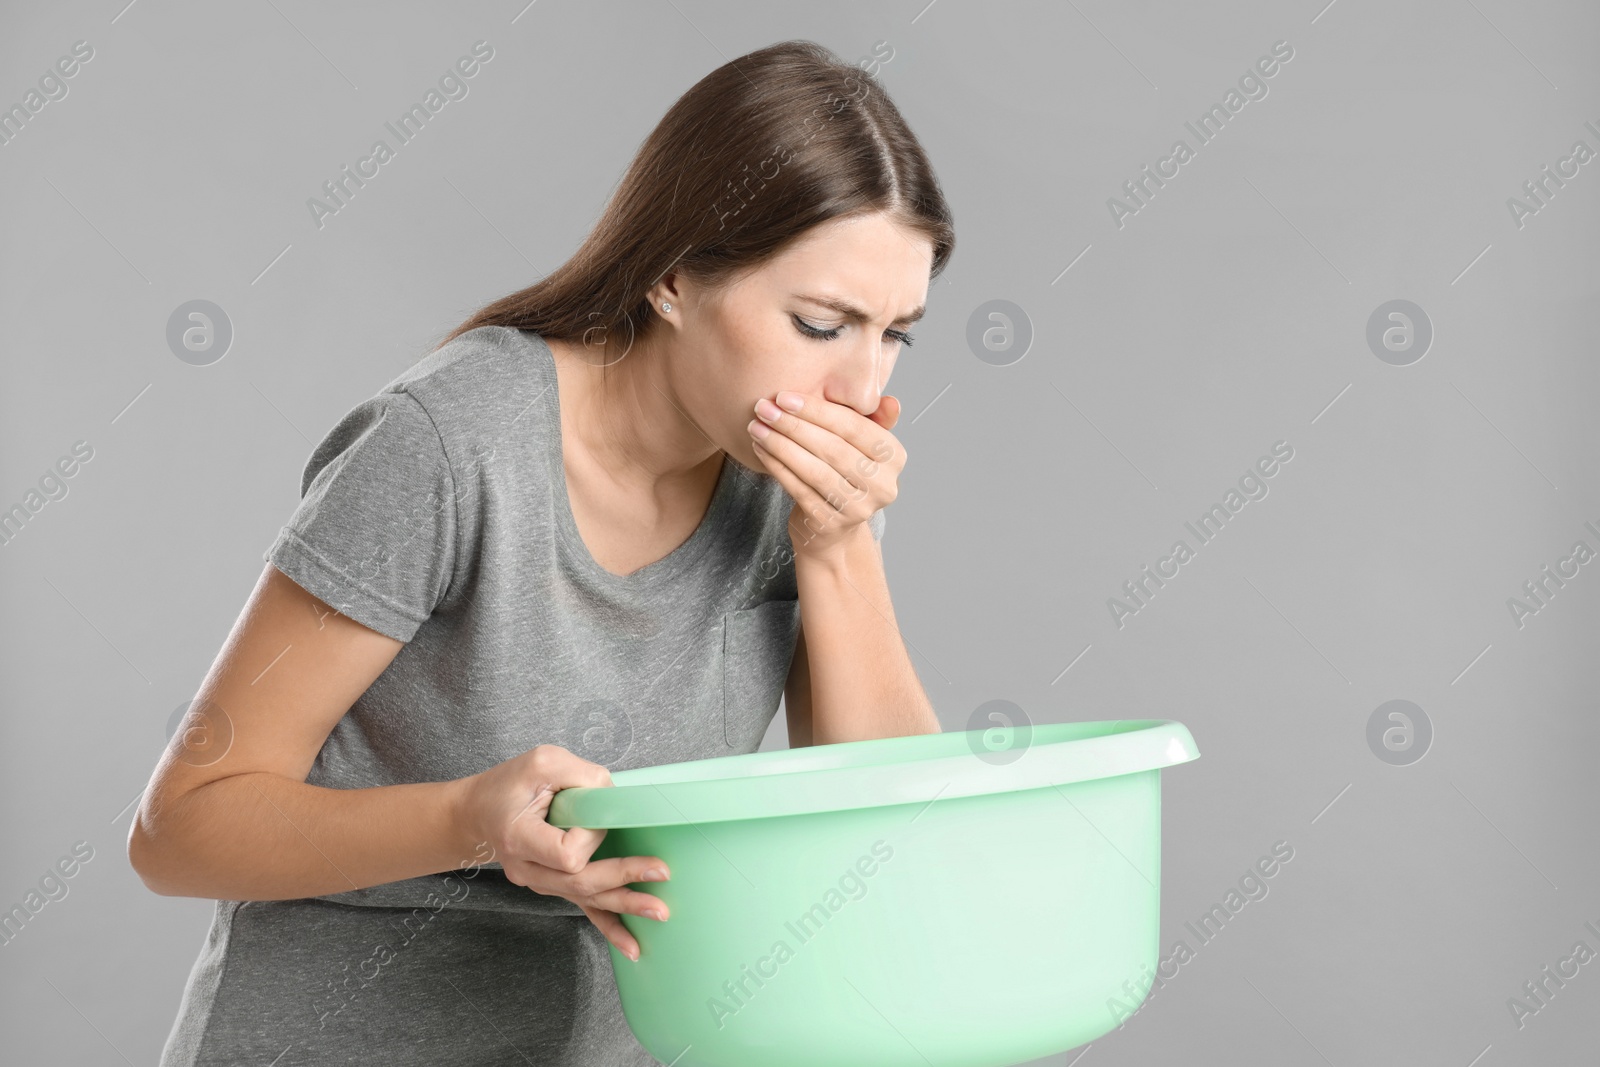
[
  {"x1": 793, "y1": 315, "x2": 915, "y2": 347},
  {"x1": 793, "y1": 315, "x2": 841, "y2": 341}
]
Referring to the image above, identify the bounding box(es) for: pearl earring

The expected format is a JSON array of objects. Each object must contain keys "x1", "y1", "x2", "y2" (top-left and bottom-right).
[{"x1": 661, "y1": 302, "x2": 672, "y2": 312}]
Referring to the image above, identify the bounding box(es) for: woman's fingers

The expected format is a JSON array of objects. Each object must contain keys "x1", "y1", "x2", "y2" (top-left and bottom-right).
[
  {"x1": 502, "y1": 746, "x2": 613, "y2": 872},
  {"x1": 752, "y1": 420, "x2": 868, "y2": 511},
  {"x1": 577, "y1": 885, "x2": 669, "y2": 964},
  {"x1": 473, "y1": 744, "x2": 673, "y2": 965},
  {"x1": 581, "y1": 904, "x2": 641, "y2": 962},
  {"x1": 564, "y1": 855, "x2": 671, "y2": 915},
  {"x1": 507, "y1": 806, "x2": 604, "y2": 873},
  {"x1": 508, "y1": 853, "x2": 670, "y2": 916},
  {"x1": 752, "y1": 439, "x2": 845, "y2": 537},
  {"x1": 583, "y1": 884, "x2": 669, "y2": 921},
  {"x1": 870, "y1": 394, "x2": 901, "y2": 430}
]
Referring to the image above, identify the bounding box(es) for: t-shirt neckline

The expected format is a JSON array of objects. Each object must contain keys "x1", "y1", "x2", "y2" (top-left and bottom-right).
[{"x1": 521, "y1": 329, "x2": 739, "y2": 587}]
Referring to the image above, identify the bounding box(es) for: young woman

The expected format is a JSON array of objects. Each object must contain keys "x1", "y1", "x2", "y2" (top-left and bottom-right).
[{"x1": 132, "y1": 38, "x2": 955, "y2": 1066}]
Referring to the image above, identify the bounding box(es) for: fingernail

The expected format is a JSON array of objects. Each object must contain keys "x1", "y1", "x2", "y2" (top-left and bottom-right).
[
  {"x1": 776, "y1": 391, "x2": 804, "y2": 412},
  {"x1": 641, "y1": 868, "x2": 668, "y2": 881},
  {"x1": 747, "y1": 418, "x2": 771, "y2": 439},
  {"x1": 645, "y1": 908, "x2": 667, "y2": 921},
  {"x1": 755, "y1": 397, "x2": 783, "y2": 422},
  {"x1": 628, "y1": 947, "x2": 640, "y2": 962}
]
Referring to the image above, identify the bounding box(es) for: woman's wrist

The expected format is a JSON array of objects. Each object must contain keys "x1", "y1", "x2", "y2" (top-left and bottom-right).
[
  {"x1": 791, "y1": 513, "x2": 877, "y2": 575},
  {"x1": 443, "y1": 773, "x2": 487, "y2": 866}
]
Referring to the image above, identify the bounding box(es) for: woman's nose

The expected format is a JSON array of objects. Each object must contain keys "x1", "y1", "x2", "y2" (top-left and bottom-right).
[
  {"x1": 826, "y1": 348, "x2": 887, "y2": 415},
  {"x1": 826, "y1": 381, "x2": 882, "y2": 418}
]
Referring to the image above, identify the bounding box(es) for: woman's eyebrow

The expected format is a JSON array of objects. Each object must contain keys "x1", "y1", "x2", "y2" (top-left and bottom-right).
[{"x1": 796, "y1": 293, "x2": 925, "y2": 327}]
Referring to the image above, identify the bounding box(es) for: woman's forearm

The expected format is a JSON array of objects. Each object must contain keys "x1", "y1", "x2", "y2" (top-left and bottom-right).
[
  {"x1": 794, "y1": 520, "x2": 941, "y2": 746},
  {"x1": 131, "y1": 771, "x2": 479, "y2": 901}
]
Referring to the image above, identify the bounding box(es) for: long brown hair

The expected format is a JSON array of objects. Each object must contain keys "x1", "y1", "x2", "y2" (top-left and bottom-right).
[{"x1": 434, "y1": 39, "x2": 955, "y2": 357}]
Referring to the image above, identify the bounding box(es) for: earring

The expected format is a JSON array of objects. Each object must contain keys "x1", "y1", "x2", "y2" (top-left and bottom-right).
[{"x1": 661, "y1": 301, "x2": 672, "y2": 312}]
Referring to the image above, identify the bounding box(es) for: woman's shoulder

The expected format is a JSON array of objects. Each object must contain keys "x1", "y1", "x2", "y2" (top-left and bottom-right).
[
  {"x1": 374, "y1": 325, "x2": 560, "y2": 455},
  {"x1": 385, "y1": 325, "x2": 549, "y2": 407}
]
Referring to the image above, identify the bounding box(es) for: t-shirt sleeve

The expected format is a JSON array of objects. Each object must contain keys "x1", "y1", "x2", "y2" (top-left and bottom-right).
[
  {"x1": 263, "y1": 388, "x2": 458, "y2": 643},
  {"x1": 869, "y1": 506, "x2": 886, "y2": 543}
]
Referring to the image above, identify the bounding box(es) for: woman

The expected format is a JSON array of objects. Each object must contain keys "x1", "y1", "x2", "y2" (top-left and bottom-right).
[{"x1": 132, "y1": 38, "x2": 954, "y2": 1066}]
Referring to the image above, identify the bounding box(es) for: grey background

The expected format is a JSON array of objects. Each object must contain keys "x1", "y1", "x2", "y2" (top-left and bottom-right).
[{"x1": 2, "y1": 1, "x2": 1597, "y2": 1064}]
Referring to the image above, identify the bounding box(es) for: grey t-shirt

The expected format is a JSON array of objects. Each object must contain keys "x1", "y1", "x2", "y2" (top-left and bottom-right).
[{"x1": 158, "y1": 326, "x2": 884, "y2": 1066}]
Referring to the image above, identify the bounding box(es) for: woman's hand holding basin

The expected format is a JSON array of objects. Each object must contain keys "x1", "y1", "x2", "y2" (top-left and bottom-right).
[{"x1": 457, "y1": 744, "x2": 670, "y2": 962}]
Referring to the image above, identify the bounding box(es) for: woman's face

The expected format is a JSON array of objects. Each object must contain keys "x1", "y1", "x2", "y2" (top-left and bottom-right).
[{"x1": 675, "y1": 211, "x2": 934, "y2": 475}]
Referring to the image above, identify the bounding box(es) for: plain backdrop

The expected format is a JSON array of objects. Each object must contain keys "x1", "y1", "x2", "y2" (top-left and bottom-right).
[{"x1": 2, "y1": 1, "x2": 1597, "y2": 1064}]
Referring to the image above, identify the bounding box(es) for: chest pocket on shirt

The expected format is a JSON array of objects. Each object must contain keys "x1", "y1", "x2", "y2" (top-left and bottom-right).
[{"x1": 722, "y1": 598, "x2": 802, "y2": 752}]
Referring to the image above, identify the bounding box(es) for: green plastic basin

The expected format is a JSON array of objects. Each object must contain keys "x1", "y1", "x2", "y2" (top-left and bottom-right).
[{"x1": 547, "y1": 718, "x2": 1200, "y2": 1067}]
